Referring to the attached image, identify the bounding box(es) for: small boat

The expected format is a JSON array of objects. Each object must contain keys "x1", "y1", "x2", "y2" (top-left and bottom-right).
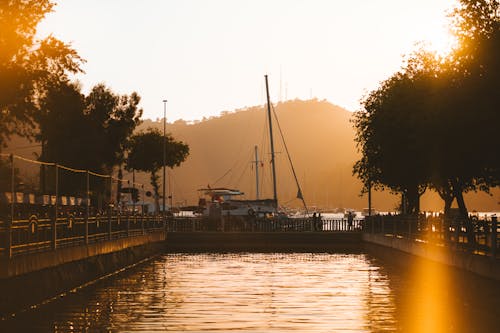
[
  {"x1": 361, "y1": 207, "x2": 377, "y2": 217},
  {"x1": 197, "y1": 187, "x2": 277, "y2": 218},
  {"x1": 198, "y1": 75, "x2": 307, "y2": 220}
]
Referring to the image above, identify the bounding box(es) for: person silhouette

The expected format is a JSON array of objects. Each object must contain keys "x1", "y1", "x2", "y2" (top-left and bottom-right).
[
  {"x1": 347, "y1": 211, "x2": 354, "y2": 230},
  {"x1": 317, "y1": 213, "x2": 323, "y2": 231}
]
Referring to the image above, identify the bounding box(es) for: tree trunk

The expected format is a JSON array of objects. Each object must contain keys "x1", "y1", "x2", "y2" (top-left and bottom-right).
[
  {"x1": 117, "y1": 167, "x2": 123, "y2": 206},
  {"x1": 451, "y1": 178, "x2": 468, "y2": 218},
  {"x1": 401, "y1": 192, "x2": 406, "y2": 214},
  {"x1": 436, "y1": 184, "x2": 454, "y2": 216},
  {"x1": 150, "y1": 170, "x2": 160, "y2": 213},
  {"x1": 40, "y1": 140, "x2": 46, "y2": 193},
  {"x1": 405, "y1": 186, "x2": 421, "y2": 215},
  {"x1": 437, "y1": 185, "x2": 454, "y2": 242},
  {"x1": 451, "y1": 178, "x2": 474, "y2": 246}
]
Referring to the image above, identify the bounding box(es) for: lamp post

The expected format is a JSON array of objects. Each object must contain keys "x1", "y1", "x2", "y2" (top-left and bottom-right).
[{"x1": 162, "y1": 99, "x2": 167, "y2": 215}]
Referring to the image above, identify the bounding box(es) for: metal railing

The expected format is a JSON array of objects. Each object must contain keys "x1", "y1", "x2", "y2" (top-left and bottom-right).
[
  {"x1": 0, "y1": 212, "x2": 165, "y2": 258},
  {"x1": 165, "y1": 216, "x2": 363, "y2": 233},
  {"x1": 363, "y1": 214, "x2": 499, "y2": 258},
  {"x1": 0, "y1": 214, "x2": 365, "y2": 258}
]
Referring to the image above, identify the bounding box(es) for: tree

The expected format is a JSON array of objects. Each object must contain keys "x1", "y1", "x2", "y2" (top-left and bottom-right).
[
  {"x1": 35, "y1": 82, "x2": 142, "y2": 198},
  {"x1": 37, "y1": 83, "x2": 142, "y2": 172},
  {"x1": 426, "y1": 0, "x2": 500, "y2": 217},
  {"x1": 0, "y1": 0, "x2": 83, "y2": 149},
  {"x1": 353, "y1": 0, "x2": 499, "y2": 219},
  {"x1": 83, "y1": 84, "x2": 143, "y2": 173},
  {"x1": 353, "y1": 66, "x2": 435, "y2": 214},
  {"x1": 126, "y1": 129, "x2": 189, "y2": 212}
]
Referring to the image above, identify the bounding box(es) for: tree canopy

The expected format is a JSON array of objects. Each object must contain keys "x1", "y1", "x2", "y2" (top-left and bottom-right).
[
  {"x1": 0, "y1": 0, "x2": 83, "y2": 149},
  {"x1": 353, "y1": 0, "x2": 499, "y2": 216},
  {"x1": 38, "y1": 82, "x2": 143, "y2": 172},
  {"x1": 34, "y1": 81, "x2": 143, "y2": 196},
  {"x1": 127, "y1": 128, "x2": 190, "y2": 211}
]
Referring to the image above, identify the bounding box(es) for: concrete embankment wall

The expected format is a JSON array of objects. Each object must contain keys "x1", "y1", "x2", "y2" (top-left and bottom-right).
[
  {"x1": 166, "y1": 232, "x2": 363, "y2": 252},
  {"x1": 0, "y1": 232, "x2": 166, "y2": 316},
  {"x1": 363, "y1": 233, "x2": 500, "y2": 280}
]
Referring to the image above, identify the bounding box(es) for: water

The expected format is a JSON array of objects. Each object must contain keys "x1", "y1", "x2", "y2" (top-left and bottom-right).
[{"x1": 1, "y1": 252, "x2": 499, "y2": 332}]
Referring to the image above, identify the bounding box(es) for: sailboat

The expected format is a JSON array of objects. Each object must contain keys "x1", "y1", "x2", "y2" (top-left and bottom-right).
[{"x1": 197, "y1": 75, "x2": 307, "y2": 219}]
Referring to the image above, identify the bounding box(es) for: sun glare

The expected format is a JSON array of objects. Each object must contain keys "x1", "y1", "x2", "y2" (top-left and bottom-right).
[
  {"x1": 427, "y1": 30, "x2": 457, "y2": 56},
  {"x1": 417, "y1": 14, "x2": 458, "y2": 57}
]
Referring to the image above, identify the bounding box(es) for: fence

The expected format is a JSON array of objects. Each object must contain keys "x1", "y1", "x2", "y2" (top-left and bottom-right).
[
  {"x1": 165, "y1": 216, "x2": 363, "y2": 233},
  {"x1": 0, "y1": 212, "x2": 165, "y2": 257},
  {"x1": 0, "y1": 153, "x2": 160, "y2": 258},
  {"x1": 0, "y1": 214, "x2": 361, "y2": 257},
  {"x1": 363, "y1": 214, "x2": 499, "y2": 258},
  {"x1": 0, "y1": 153, "x2": 150, "y2": 217}
]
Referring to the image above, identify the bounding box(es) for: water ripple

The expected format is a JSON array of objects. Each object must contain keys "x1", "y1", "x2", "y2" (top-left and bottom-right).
[{"x1": 1, "y1": 252, "x2": 499, "y2": 332}]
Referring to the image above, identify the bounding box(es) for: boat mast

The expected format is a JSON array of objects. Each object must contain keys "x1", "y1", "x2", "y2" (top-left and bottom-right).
[
  {"x1": 253, "y1": 145, "x2": 260, "y2": 200},
  {"x1": 265, "y1": 75, "x2": 278, "y2": 208}
]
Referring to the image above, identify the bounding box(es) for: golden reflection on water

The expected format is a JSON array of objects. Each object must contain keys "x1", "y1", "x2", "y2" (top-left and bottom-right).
[
  {"x1": 125, "y1": 253, "x2": 397, "y2": 332},
  {"x1": 398, "y1": 229, "x2": 464, "y2": 333},
  {"x1": 401, "y1": 253, "x2": 454, "y2": 332},
  {"x1": 1, "y1": 252, "x2": 498, "y2": 332}
]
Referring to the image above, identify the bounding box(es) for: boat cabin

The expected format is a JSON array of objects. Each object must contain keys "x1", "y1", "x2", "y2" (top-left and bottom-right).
[{"x1": 198, "y1": 187, "x2": 277, "y2": 218}]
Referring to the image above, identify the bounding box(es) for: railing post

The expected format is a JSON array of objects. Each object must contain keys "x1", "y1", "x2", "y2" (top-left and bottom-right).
[
  {"x1": 126, "y1": 214, "x2": 130, "y2": 237},
  {"x1": 108, "y1": 176, "x2": 112, "y2": 240},
  {"x1": 409, "y1": 216, "x2": 412, "y2": 239},
  {"x1": 107, "y1": 206, "x2": 112, "y2": 240},
  {"x1": 491, "y1": 216, "x2": 497, "y2": 259},
  {"x1": 85, "y1": 171, "x2": 89, "y2": 245},
  {"x1": 53, "y1": 164, "x2": 58, "y2": 250},
  {"x1": 444, "y1": 215, "x2": 451, "y2": 244},
  {"x1": 7, "y1": 154, "x2": 14, "y2": 258}
]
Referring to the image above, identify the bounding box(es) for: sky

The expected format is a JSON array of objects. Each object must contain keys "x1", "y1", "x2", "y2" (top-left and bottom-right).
[{"x1": 38, "y1": 0, "x2": 457, "y2": 121}]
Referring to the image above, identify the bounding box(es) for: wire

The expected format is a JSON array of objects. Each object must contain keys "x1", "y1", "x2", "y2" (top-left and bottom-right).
[
  {"x1": 14, "y1": 155, "x2": 55, "y2": 166},
  {"x1": 5, "y1": 144, "x2": 42, "y2": 151},
  {"x1": 212, "y1": 168, "x2": 232, "y2": 187},
  {"x1": 232, "y1": 149, "x2": 254, "y2": 194},
  {"x1": 58, "y1": 165, "x2": 86, "y2": 173},
  {"x1": 271, "y1": 103, "x2": 309, "y2": 214}
]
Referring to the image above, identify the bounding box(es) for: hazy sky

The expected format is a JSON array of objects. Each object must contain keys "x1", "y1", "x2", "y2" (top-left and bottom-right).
[{"x1": 38, "y1": 0, "x2": 457, "y2": 121}]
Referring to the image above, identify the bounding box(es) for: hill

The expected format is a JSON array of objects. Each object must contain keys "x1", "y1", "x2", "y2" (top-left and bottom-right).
[
  {"x1": 135, "y1": 99, "x2": 499, "y2": 212},
  {"x1": 3, "y1": 99, "x2": 498, "y2": 212}
]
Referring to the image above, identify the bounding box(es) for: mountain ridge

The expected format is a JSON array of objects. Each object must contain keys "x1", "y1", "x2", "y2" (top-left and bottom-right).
[{"x1": 4, "y1": 99, "x2": 499, "y2": 212}]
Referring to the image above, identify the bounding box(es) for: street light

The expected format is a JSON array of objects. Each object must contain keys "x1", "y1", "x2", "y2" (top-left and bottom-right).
[{"x1": 162, "y1": 99, "x2": 167, "y2": 215}]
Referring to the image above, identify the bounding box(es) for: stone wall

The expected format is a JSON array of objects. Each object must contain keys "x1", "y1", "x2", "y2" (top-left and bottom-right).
[
  {"x1": 363, "y1": 233, "x2": 499, "y2": 280},
  {"x1": 0, "y1": 232, "x2": 166, "y2": 316},
  {"x1": 166, "y1": 232, "x2": 363, "y2": 252}
]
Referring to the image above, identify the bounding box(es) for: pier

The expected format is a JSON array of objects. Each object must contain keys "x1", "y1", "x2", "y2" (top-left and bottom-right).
[
  {"x1": 0, "y1": 211, "x2": 498, "y2": 317},
  {"x1": 0, "y1": 212, "x2": 166, "y2": 316}
]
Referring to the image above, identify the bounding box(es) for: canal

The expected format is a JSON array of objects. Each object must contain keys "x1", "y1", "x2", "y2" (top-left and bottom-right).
[{"x1": 1, "y1": 251, "x2": 499, "y2": 332}]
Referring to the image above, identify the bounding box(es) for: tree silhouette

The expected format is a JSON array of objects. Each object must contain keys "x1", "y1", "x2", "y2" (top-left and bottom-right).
[
  {"x1": 353, "y1": 67, "x2": 433, "y2": 214},
  {"x1": 353, "y1": 0, "x2": 499, "y2": 218},
  {"x1": 35, "y1": 82, "x2": 143, "y2": 197},
  {"x1": 0, "y1": 0, "x2": 83, "y2": 149},
  {"x1": 126, "y1": 129, "x2": 189, "y2": 212},
  {"x1": 37, "y1": 83, "x2": 142, "y2": 171},
  {"x1": 83, "y1": 84, "x2": 143, "y2": 173}
]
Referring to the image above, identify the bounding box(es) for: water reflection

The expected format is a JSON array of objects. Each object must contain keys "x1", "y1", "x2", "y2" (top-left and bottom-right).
[
  {"x1": 390, "y1": 250, "x2": 500, "y2": 333},
  {"x1": 1, "y1": 252, "x2": 498, "y2": 332}
]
